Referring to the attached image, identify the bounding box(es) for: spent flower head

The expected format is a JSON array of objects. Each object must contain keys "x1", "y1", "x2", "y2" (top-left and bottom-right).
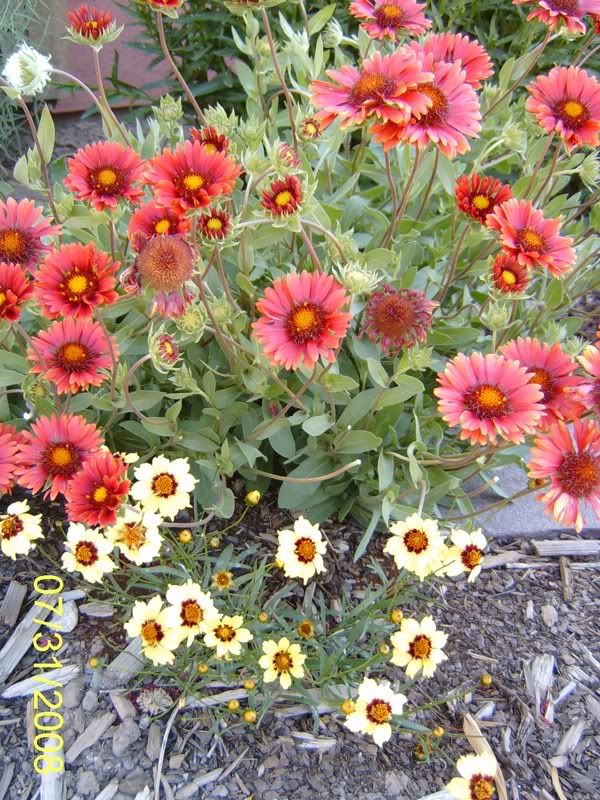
[{"x1": 2, "y1": 43, "x2": 52, "y2": 97}]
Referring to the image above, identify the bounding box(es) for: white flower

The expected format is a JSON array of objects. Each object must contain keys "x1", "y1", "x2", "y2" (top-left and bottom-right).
[
  {"x1": 383, "y1": 515, "x2": 446, "y2": 581},
  {"x1": 130, "y1": 455, "x2": 197, "y2": 519},
  {"x1": 259, "y1": 638, "x2": 306, "y2": 690},
  {"x1": 344, "y1": 677, "x2": 406, "y2": 748},
  {"x1": 61, "y1": 523, "x2": 115, "y2": 584},
  {"x1": 2, "y1": 43, "x2": 52, "y2": 96},
  {"x1": 446, "y1": 752, "x2": 498, "y2": 800},
  {"x1": 444, "y1": 529, "x2": 488, "y2": 582},
  {"x1": 105, "y1": 506, "x2": 164, "y2": 565},
  {"x1": 124, "y1": 594, "x2": 182, "y2": 666},
  {"x1": 276, "y1": 516, "x2": 327, "y2": 584},
  {"x1": 203, "y1": 615, "x2": 253, "y2": 659},
  {"x1": 390, "y1": 615, "x2": 448, "y2": 679},
  {"x1": 0, "y1": 499, "x2": 43, "y2": 560},
  {"x1": 164, "y1": 580, "x2": 221, "y2": 646}
]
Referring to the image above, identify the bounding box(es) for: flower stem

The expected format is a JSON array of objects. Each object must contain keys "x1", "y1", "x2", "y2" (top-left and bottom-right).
[
  {"x1": 14, "y1": 95, "x2": 60, "y2": 222},
  {"x1": 92, "y1": 48, "x2": 130, "y2": 143},
  {"x1": 52, "y1": 68, "x2": 128, "y2": 145},
  {"x1": 261, "y1": 8, "x2": 299, "y2": 154},
  {"x1": 254, "y1": 459, "x2": 361, "y2": 483},
  {"x1": 415, "y1": 150, "x2": 439, "y2": 223},
  {"x1": 156, "y1": 11, "x2": 207, "y2": 126}
]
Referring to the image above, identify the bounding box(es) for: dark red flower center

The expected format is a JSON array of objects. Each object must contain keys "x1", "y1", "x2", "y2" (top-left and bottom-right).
[
  {"x1": 417, "y1": 84, "x2": 449, "y2": 125},
  {"x1": 287, "y1": 302, "x2": 325, "y2": 345},
  {"x1": 43, "y1": 442, "x2": 82, "y2": 476},
  {"x1": 75, "y1": 540, "x2": 98, "y2": 566},
  {"x1": 546, "y1": 0, "x2": 579, "y2": 14},
  {"x1": 294, "y1": 536, "x2": 317, "y2": 563},
  {"x1": 181, "y1": 599, "x2": 203, "y2": 626},
  {"x1": 557, "y1": 451, "x2": 600, "y2": 498},
  {"x1": 121, "y1": 522, "x2": 146, "y2": 549},
  {"x1": 403, "y1": 528, "x2": 429, "y2": 554},
  {"x1": 465, "y1": 384, "x2": 511, "y2": 418},
  {"x1": 469, "y1": 775, "x2": 496, "y2": 800},
  {"x1": 273, "y1": 651, "x2": 293, "y2": 672},
  {"x1": 350, "y1": 72, "x2": 396, "y2": 105},
  {"x1": 529, "y1": 367, "x2": 556, "y2": 402},
  {"x1": 554, "y1": 97, "x2": 589, "y2": 129},
  {"x1": 409, "y1": 634, "x2": 432, "y2": 659},
  {"x1": 141, "y1": 620, "x2": 164, "y2": 645},
  {"x1": 1, "y1": 515, "x2": 24, "y2": 540},
  {"x1": 371, "y1": 294, "x2": 418, "y2": 337},
  {"x1": 215, "y1": 624, "x2": 236, "y2": 642},
  {"x1": 151, "y1": 472, "x2": 178, "y2": 497},
  {"x1": 137, "y1": 236, "x2": 194, "y2": 293},
  {"x1": 374, "y1": 3, "x2": 406, "y2": 27},
  {"x1": 461, "y1": 544, "x2": 483, "y2": 570},
  {"x1": 89, "y1": 166, "x2": 125, "y2": 196},
  {"x1": 366, "y1": 699, "x2": 392, "y2": 724}
]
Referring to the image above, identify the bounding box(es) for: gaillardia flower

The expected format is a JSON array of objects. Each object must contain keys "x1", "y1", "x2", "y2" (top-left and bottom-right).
[
  {"x1": 66, "y1": 4, "x2": 123, "y2": 46},
  {"x1": 300, "y1": 116, "x2": 322, "y2": 140},
  {"x1": 2, "y1": 43, "x2": 52, "y2": 97},
  {"x1": 491, "y1": 253, "x2": 530, "y2": 294},
  {"x1": 0, "y1": 423, "x2": 20, "y2": 495},
  {"x1": 190, "y1": 126, "x2": 230, "y2": 154},
  {"x1": 413, "y1": 32, "x2": 493, "y2": 89},
  {"x1": 61, "y1": 523, "x2": 115, "y2": 584},
  {"x1": 390, "y1": 615, "x2": 448, "y2": 678},
  {"x1": 130, "y1": 455, "x2": 197, "y2": 519},
  {"x1": 0, "y1": 197, "x2": 60, "y2": 270},
  {"x1": 16, "y1": 413, "x2": 102, "y2": 498},
  {"x1": 28, "y1": 317, "x2": 116, "y2": 394},
  {"x1": 0, "y1": 499, "x2": 43, "y2": 560},
  {"x1": 135, "y1": 235, "x2": 195, "y2": 317},
  {"x1": 383, "y1": 514, "x2": 446, "y2": 581},
  {"x1": 486, "y1": 199, "x2": 575, "y2": 277},
  {"x1": 198, "y1": 209, "x2": 232, "y2": 241},
  {"x1": 349, "y1": 0, "x2": 432, "y2": 40},
  {"x1": 259, "y1": 638, "x2": 306, "y2": 690},
  {"x1": 578, "y1": 344, "x2": 600, "y2": 414},
  {"x1": 310, "y1": 47, "x2": 433, "y2": 129},
  {"x1": 124, "y1": 595, "x2": 183, "y2": 666},
  {"x1": 146, "y1": 139, "x2": 242, "y2": 213},
  {"x1": 500, "y1": 337, "x2": 581, "y2": 428},
  {"x1": 344, "y1": 677, "x2": 407, "y2": 747},
  {"x1": 203, "y1": 615, "x2": 253, "y2": 659},
  {"x1": 443, "y1": 528, "x2": 488, "y2": 582},
  {"x1": 106, "y1": 506, "x2": 164, "y2": 565},
  {"x1": 513, "y1": 0, "x2": 600, "y2": 34},
  {"x1": 65, "y1": 140, "x2": 145, "y2": 212},
  {"x1": 275, "y1": 516, "x2": 328, "y2": 584},
  {"x1": 435, "y1": 352, "x2": 544, "y2": 446},
  {"x1": 455, "y1": 174, "x2": 513, "y2": 224},
  {"x1": 262, "y1": 175, "x2": 303, "y2": 216},
  {"x1": 526, "y1": 66, "x2": 600, "y2": 151},
  {"x1": 65, "y1": 450, "x2": 130, "y2": 527},
  {"x1": 35, "y1": 242, "x2": 119, "y2": 319},
  {"x1": 528, "y1": 419, "x2": 600, "y2": 532},
  {"x1": 252, "y1": 271, "x2": 352, "y2": 370},
  {"x1": 128, "y1": 201, "x2": 191, "y2": 253},
  {"x1": 0, "y1": 261, "x2": 33, "y2": 321},
  {"x1": 371, "y1": 57, "x2": 481, "y2": 157},
  {"x1": 363, "y1": 285, "x2": 436, "y2": 354},
  {"x1": 446, "y1": 752, "x2": 498, "y2": 800},
  {"x1": 164, "y1": 580, "x2": 221, "y2": 646}
]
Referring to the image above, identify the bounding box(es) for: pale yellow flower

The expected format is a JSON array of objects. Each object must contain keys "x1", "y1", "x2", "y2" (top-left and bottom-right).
[
  {"x1": 444, "y1": 529, "x2": 488, "y2": 582},
  {"x1": 259, "y1": 638, "x2": 306, "y2": 690},
  {"x1": 446, "y1": 752, "x2": 498, "y2": 800},
  {"x1": 124, "y1": 594, "x2": 182, "y2": 666},
  {"x1": 105, "y1": 506, "x2": 163, "y2": 565},
  {"x1": 0, "y1": 500, "x2": 43, "y2": 559},
  {"x1": 61, "y1": 524, "x2": 114, "y2": 584},
  {"x1": 383, "y1": 514, "x2": 446, "y2": 581},
  {"x1": 275, "y1": 516, "x2": 327, "y2": 584},
  {"x1": 344, "y1": 677, "x2": 406, "y2": 748},
  {"x1": 203, "y1": 615, "x2": 253, "y2": 659},
  {"x1": 164, "y1": 580, "x2": 221, "y2": 646},
  {"x1": 390, "y1": 615, "x2": 448, "y2": 679},
  {"x1": 130, "y1": 455, "x2": 197, "y2": 519}
]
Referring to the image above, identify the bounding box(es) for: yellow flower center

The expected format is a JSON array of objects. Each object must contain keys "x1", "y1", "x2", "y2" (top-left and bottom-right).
[
  {"x1": 305, "y1": 122, "x2": 317, "y2": 136},
  {"x1": 375, "y1": 3, "x2": 405, "y2": 25},
  {"x1": 48, "y1": 445, "x2": 73, "y2": 467},
  {"x1": 93, "y1": 486, "x2": 108, "y2": 503},
  {"x1": 501, "y1": 269, "x2": 517, "y2": 286},
  {"x1": 462, "y1": 545, "x2": 483, "y2": 570},
  {"x1": 183, "y1": 173, "x2": 205, "y2": 191},
  {"x1": 154, "y1": 218, "x2": 171, "y2": 234},
  {"x1": 121, "y1": 523, "x2": 146, "y2": 549},
  {"x1": 1, "y1": 516, "x2": 23, "y2": 539},
  {"x1": 0, "y1": 229, "x2": 25, "y2": 257},
  {"x1": 418, "y1": 83, "x2": 449, "y2": 124},
  {"x1": 470, "y1": 777, "x2": 496, "y2": 800},
  {"x1": 530, "y1": 367, "x2": 554, "y2": 401},
  {"x1": 67, "y1": 273, "x2": 89, "y2": 296},
  {"x1": 151, "y1": 472, "x2": 177, "y2": 497},
  {"x1": 474, "y1": 385, "x2": 507, "y2": 411},
  {"x1": 295, "y1": 536, "x2": 317, "y2": 563},
  {"x1": 207, "y1": 217, "x2": 223, "y2": 230},
  {"x1": 215, "y1": 624, "x2": 236, "y2": 642},
  {"x1": 203, "y1": 143, "x2": 218, "y2": 154},
  {"x1": 519, "y1": 228, "x2": 545, "y2": 250},
  {"x1": 182, "y1": 600, "x2": 202, "y2": 625},
  {"x1": 97, "y1": 168, "x2": 117, "y2": 187},
  {"x1": 292, "y1": 306, "x2": 317, "y2": 332},
  {"x1": 75, "y1": 541, "x2": 97, "y2": 566},
  {"x1": 141, "y1": 620, "x2": 163, "y2": 645},
  {"x1": 351, "y1": 72, "x2": 396, "y2": 104},
  {"x1": 275, "y1": 190, "x2": 292, "y2": 207},
  {"x1": 562, "y1": 99, "x2": 584, "y2": 119},
  {"x1": 214, "y1": 571, "x2": 232, "y2": 588},
  {"x1": 472, "y1": 194, "x2": 490, "y2": 210},
  {"x1": 366, "y1": 700, "x2": 392, "y2": 725},
  {"x1": 403, "y1": 528, "x2": 429, "y2": 554},
  {"x1": 61, "y1": 343, "x2": 88, "y2": 364},
  {"x1": 410, "y1": 634, "x2": 432, "y2": 659},
  {"x1": 273, "y1": 651, "x2": 292, "y2": 672},
  {"x1": 0, "y1": 291, "x2": 6, "y2": 305}
]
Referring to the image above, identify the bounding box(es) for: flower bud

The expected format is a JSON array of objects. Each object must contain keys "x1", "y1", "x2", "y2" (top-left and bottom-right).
[
  {"x1": 239, "y1": 116, "x2": 267, "y2": 150},
  {"x1": 178, "y1": 530, "x2": 192, "y2": 544},
  {"x1": 323, "y1": 18, "x2": 344, "y2": 49},
  {"x1": 482, "y1": 301, "x2": 511, "y2": 331},
  {"x1": 340, "y1": 699, "x2": 355, "y2": 715},
  {"x1": 432, "y1": 726, "x2": 444, "y2": 738},
  {"x1": 3, "y1": 44, "x2": 52, "y2": 97},
  {"x1": 501, "y1": 120, "x2": 527, "y2": 154},
  {"x1": 227, "y1": 699, "x2": 240, "y2": 712},
  {"x1": 197, "y1": 662, "x2": 209, "y2": 674},
  {"x1": 149, "y1": 328, "x2": 181, "y2": 374},
  {"x1": 257, "y1": 611, "x2": 269, "y2": 623},
  {"x1": 246, "y1": 490, "x2": 261, "y2": 506},
  {"x1": 244, "y1": 679, "x2": 256, "y2": 691},
  {"x1": 389, "y1": 608, "x2": 403, "y2": 625},
  {"x1": 579, "y1": 152, "x2": 600, "y2": 189},
  {"x1": 480, "y1": 673, "x2": 493, "y2": 687},
  {"x1": 243, "y1": 709, "x2": 257, "y2": 723},
  {"x1": 334, "y1": 262, "x2": 381, "y2": 295},
  {"x1": 174, "y1": 303, "x2": 207, "y2": 340},
  {"x1": 153, "y1": 94, "x2": 183, "y2": 123},
  {"x1": 203, "y1": 104, "x2": 238, "y2": 138},
  {"x1": 210, "y1": 296, "x2": 233, "y2": 325}
]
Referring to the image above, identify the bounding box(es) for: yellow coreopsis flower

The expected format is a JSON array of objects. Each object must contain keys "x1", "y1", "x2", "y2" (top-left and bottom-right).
[
  {"x1": 164, "y1": 580, "x2": 221, "y2": 646},
  {"x1": 0, "y1": 499, "x2": 43, "y2": 559},
  {"x1": 61, "y1": 523, "x2": 115, "y2": 584},
  {"x1": 344, "y1": 677, "x2": 406, "y2": 748},
  {"x1": 130, "y1": 455, "x2": 197, "y2": 519},
  {"x1": 383, "y1": 514, "x2": 446, "y2": 581},
  {"x1": 446, "y1": 752, "x2": 498, "y2": 800},
  {"x1": 203, "y1": 615, "x2": 253, "y2": 659},
  {"x1": 105, "y1": 506, "x2": 164, "y2": 565},
  {"x1": 124, "y1": 594, "x2": 182, "y2": 666},
  {"x1": 275, "y1": 516, "x2": 327, "y2": 584},
  {"x1": 390, "y1": 615, "x2": 448, "y2": 679},
  {"x1": 444, "y1": 528, "x2": 488, "y2": 582},
  {"x1": 258, "y1": 638, "x2": 306, "y2": 690}
]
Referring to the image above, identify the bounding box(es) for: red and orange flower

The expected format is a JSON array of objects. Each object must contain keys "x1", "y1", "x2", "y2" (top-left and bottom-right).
[
  {"x1": 65, "y1": 140, "x2": 145, "y2": 212},
  {"x1": 0, "y1": 423, "x2": 21, "y2": 495},
  {"x1": 455, "y1": 174, "x2": 513, "y2": 224},
  {"x1": 0, "y1": 262, "x2": 34, "y2": 321},
  {"x1": 0, "y1": 198, "x2": 60, "y2": 271},
  {"x1": 349, "y1": 0, "x2": 431, "y2": 39},
  {"x1": 146, "y1": 139, "x2": 242, "y2": 213},
  {"x1": 17, "y1": 413, "x2": 102, "y2": 499},
  {"x1": 28, "y1": 317, "x2": 117, "y2": 394},
  {"x1": 529, "y1": 419, "x2": 600, "y2": 532},
  {"x1": 262, "y1": 175, "x2": 303, "y2": 216},
  {"x1": 66, "y1": 450, "x2": 130, "y2": 527},
  {"x1": 513, "y1": 0, "x2": 600, "y2": 34},
  {"x1": 135, "y1": 234, "x2": 195, "y2": 317},
  {"x1": 363, "y1": 285, "x2": 437, "y2": 354},
  {"x1": 491, "y1": 253, "x2": 530, "y2": 294},
  {"x1": 486, "y1": 199, "x2": 575, "y2": 277},
  {"x1": 198, "y1": 209, "x2": 232, "y2": 240},
  {"x1": 411, "y1": 33, "x2": 493, "y2": 89},
  {"x1": 128, "y1": 200, "x2": 191, "y2": 252},
  {"x1": 435, "y1": 352, "x2": 544, "y2": 446},
  {"x1": 252, "y1": 271, "x2": 352, "y2": 370},
  {"x1": 190, "y1": 126, "x2": 230, "y2": 154},
  {"x1": 35, "y1": 242, "x2": 119, "y2": 319},
  {"x1": 578, "y1": 344, "x2": 600, "y2": 415},
  {"x1": 67, "y1": 4, "x2": 115, "y2": 41}
]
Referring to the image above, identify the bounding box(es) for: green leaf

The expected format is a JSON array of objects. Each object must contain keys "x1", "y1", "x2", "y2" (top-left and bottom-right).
[
  {"x1": 302, "y1": 415, "x2": 333, "y2": 436},
  {"x1": 338, "y1": 389, "x2": 380, "y2": 427},
  {"x1": 367, "y1": 358, "x2": 388, "y2": 388},
  {"x1": 324, "y1": 374, "x2": 359, "y2": 393},
  {"x1": 337, "y1": 430, "x2": 382, "y2": 454},
  {"x1": 127, "y1": 390, "x2": 164, "y2": 411},
  {"x1": 376, "y1": 377, "x2": 424, "y2": 409},
  {"x1": 269, "y1": 424, "x2": 296, "y2": 459},
  {"x1": 37, "y1": 105, "x2": 55, "y2": 162},
  {"x1": 545, "y1": 278, "x2": 563, "y2": 310},
  {"x1": 308, "y1": 3, "x2": 336, "y2": 35},
  {"x1": 354, "y1": 509, "x2": 381, "y2": 561},
  {"x1": 180, "y1": 431, "x2": 220, "y2": 453},
  {"x1": 377, "y1": 451, "x2": 394, "y2": 492}
]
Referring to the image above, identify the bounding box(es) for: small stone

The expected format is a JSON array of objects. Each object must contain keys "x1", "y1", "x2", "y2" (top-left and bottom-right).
[
  {"x1": 542, "y1": 604, "x2": 559, "y2": 628},
  {"x1": 112, "y1": 718, "x2": 142, "y2": 757},
  {"x1": 63, "y1": 678, "x2": 85, "y2": 709},
  {"x1": 82, "y1": 689, "x2": 99, "y2": 713},
  {"x1": 146, "y1": 722, "x2": 162, "y2": 761},
  {"x1": 210, "y1": 787, "x2": 228, "y2": 798},
  {"x1": 61, "y1": 600, "x2": 79, "y2": 633},
  {"x1": 76, "y1": 770, "x2": 99, "y2": 796},
  {"x1": 384, "y1": 770, "x2": 410, "y2": 796},
  {"x1": 118, "y1": 770, "x2": 149, "y2": 796}
]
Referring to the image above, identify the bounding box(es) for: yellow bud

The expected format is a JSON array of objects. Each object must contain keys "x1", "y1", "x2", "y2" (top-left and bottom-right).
[
  {"x1": 178, "y1": 529, "x2": 192, "y2": 544},
  {"x1": 257, "y1": 611, "x2": 269, "y2": 623},
  {"x1": 414, "y1": 743, "x2": 427, "y2": 762},
  {"x1": 209, "y1": 535, "x2": 220, "y2": 548},
  {"x1": 432, "y1": 726, "x2": 444, "y2": 738},
  {"x1": 379, "y1": 643, "x2": 390, "y2": 655},
  {"x1": 197, "y1": 662, "x2": 209, "y2": 674},
  {"x1": 480, "y1": 673, "x2": 493, "y2": 687},
  {"x1": 88, "y1": 657, "x2": 100, "y2": 669},
  {"x1": 227, "y1": 699, "x2": 240, "y2": 712},
  {"x1": 244, "y1": 679, "x2": 256, "y2": 691},
  {"x1": 243, "y1": 709, "x2": 257, "y2": 723},
  {"x1": 178, "y1": 697, "x2": 186, "y2": 710},
  {"x1": 389, "y1": 608, "x2": 403, "y2": 625},
  {"x1": 341, "y1": 700, "x2": 355, "y2": 715},
  {"x1": 297, "y1": 619, "x2": 314, "y2": 639},
  {"x1": 246, "y1": 490, "x2": 261, "y2": 507}
]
